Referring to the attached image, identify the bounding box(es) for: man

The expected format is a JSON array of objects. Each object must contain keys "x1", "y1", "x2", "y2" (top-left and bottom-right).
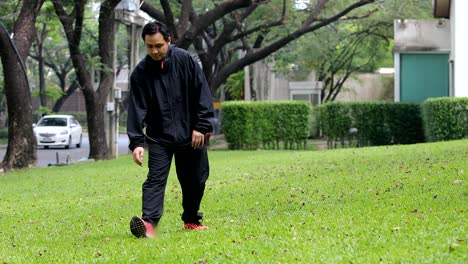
[{"x1": 127, "y1": 21, "x2": 214, "y2": 238}]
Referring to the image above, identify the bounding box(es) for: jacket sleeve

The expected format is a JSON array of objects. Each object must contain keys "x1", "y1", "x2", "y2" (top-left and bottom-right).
[
  {"x1": 127, "y1": 71, "x2": 147, "y2": 151},
  {"x1": 191, "y1": 57, "x2": 214, "y2": 134}
]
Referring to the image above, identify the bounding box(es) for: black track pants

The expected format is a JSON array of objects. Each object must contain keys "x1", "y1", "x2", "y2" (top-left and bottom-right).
[{"x1": 142, "y1": 142, "x2": 209, "y2": 225}]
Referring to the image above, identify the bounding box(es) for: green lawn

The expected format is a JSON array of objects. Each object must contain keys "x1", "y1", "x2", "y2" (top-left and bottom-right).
[{"x1": 0, "y1": 140, "x2": 467, "y2": 263}]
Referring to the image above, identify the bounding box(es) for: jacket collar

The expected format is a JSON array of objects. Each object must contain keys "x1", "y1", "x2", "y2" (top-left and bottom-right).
[{"x1": 144, "y1": 44, "x2": 174, "y2": 71}]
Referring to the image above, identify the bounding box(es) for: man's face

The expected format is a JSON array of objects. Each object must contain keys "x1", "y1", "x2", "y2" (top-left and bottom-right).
[{"x1": 145, "y1": 33, "x2": 171, "y2": 61}]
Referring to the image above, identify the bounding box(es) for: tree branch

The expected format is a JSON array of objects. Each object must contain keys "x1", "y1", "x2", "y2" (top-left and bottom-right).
[
  {"x1": 140, "y1": 1, "x2": 166, "y2": 23},
  {"x1": 177, "y1": 0, "x2": 193, "y2": 38},
  {"x1": 210, "y1": 0, "x2": 377, "y2": 90},
  {"x1": 176, "y1": 0, "x2": 253, "y2": 48},
  {"x1": 160, "y1": 0, "x2": 178, "y2": 39}
]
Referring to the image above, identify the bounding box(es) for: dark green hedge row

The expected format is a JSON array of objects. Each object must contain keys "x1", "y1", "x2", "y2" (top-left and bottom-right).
[
  {"x1": 318, "y1": 102, "x2": 424, "y2": 148},
  {"x1": 421, "y1": 97, "x2": 468, "y2": 141},
  {"x1": 0, "y1": 128, "x2": 8, "y2": 139},
  {"x1": 221, "y1": 101, "x2": 312, "y2": 150}
]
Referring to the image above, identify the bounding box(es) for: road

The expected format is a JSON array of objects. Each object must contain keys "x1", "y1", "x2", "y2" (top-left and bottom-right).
[{"x1": 0, "y1": 134, "x2": 130, "y2": 167}]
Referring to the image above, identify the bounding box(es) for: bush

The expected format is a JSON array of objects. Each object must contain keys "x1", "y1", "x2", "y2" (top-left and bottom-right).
[
  {"x1": 221, "y1": 101, "x2": 312, "y2": 150},
  {"x1": 386, "y1": 103, "x2": 424, "y2": 144},
  {"x1": 319, "y1": 101, "x2": 425, "y2": 148},
  {"x1": 421, "y1": 97, "x2": 468, "y2": 141},
  {"x1": 317, "y1": 102, "x2": 351, "y2": 148},
  {"x1": 0, "y1": 128, "x2": 8, "y2": 139}
]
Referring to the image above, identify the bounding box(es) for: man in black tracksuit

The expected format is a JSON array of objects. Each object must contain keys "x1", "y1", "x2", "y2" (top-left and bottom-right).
[{"x1": 127, "y1": 21, "x2": 214, "y2": 238}]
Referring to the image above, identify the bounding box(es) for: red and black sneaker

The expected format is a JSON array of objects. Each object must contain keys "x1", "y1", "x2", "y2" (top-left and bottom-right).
[
  {"x1": 184, "y1": 221, "x2": 208, "y2": 230},
  {"x1": 130, "y1": 216, "x2": 155, "y2": 238}
]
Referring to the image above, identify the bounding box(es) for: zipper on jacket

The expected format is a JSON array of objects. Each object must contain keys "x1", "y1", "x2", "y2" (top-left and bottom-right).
[{"x1": 161, "y1": 68, "x2": 176, "y2": 140}]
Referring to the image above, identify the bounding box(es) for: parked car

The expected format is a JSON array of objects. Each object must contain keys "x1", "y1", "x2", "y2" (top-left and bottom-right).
[{"x1": 33, "y1": 115, "x2": 82, "y2": 149}]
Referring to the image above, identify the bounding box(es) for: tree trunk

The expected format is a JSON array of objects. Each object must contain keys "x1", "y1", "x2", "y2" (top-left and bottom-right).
[
  {"x1": 83, "y1": 91, "x2": 108, "y2": 160},
  {"x1": 38, "y1": 22, "x2": 48, "y2": 107},
  {"x1": 53, "y1": 0, "x2": 120, "y2": 160},
  {"x1": 0, "y1": 0, "x2": 45, "y2": 171},
  {"x1": 0, "y1": 33, "x2": 37, "y2": 170},
  {"x1": 38, "y1": 41, "x2": 47, "y2": 107}
]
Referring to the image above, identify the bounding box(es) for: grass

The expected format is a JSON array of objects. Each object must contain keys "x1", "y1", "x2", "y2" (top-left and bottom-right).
[{"x1": 0, "y1": 140, "x2": 467, "y2": 263}]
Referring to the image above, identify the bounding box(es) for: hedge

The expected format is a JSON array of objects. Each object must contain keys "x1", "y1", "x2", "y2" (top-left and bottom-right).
[
  {"x1": 221, "y1": 101, "x2": 312, "y2": 150},
  {"x1": 421, "y1": 97, "x2": 468, "y2": 141},
  {"x1": 318, "y1": 102, "x2": 424, "y2": 148}
]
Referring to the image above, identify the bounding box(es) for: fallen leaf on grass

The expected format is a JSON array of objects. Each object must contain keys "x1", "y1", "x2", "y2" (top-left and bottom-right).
[{"x1": 453, "y1": 179, "x2": 462, "y2": 185}]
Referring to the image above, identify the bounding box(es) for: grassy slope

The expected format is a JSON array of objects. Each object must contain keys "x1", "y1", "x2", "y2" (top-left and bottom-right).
[{"x1": 0, "y1": 140, "x2": 466, "y2": 263}]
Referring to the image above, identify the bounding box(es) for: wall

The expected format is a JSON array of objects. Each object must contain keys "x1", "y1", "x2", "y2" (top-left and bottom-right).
[
  {"x1": 334, "y1": 73, "x2": 394, "y2": 102},
  {"x1": 250, "y1": 59, "x2": 289, "y2": 101},
  {"x1": 453, "y1": 0, "x2": 468, "y2": 97},
  {"x1": 393, "y1": 19, "x2": 450, "y2": 51},
  {"x1": 249, "y1": 58, "x2": 391, "y2": 102},
  {"x1": 393, "y1": 19, "x2": 450, "y2": 102}
]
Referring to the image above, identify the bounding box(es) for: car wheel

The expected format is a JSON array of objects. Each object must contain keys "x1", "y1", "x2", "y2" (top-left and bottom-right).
[
  {"x1": 65, "y1": 136, "x2": 72, "y2": 149},
  {"x1": 76, "y1": 134, "x2": 82, "y2": 148}
]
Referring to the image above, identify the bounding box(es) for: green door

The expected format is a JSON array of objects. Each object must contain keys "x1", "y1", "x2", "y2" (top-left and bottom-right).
[{"x1": 400, "y1": 53, "x2": 449, "y2": 103}]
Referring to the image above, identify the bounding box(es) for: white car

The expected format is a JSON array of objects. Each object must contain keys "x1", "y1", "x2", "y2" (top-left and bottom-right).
[{"x1": 33, "y1": 115, "x2": 83, "y2": 149}]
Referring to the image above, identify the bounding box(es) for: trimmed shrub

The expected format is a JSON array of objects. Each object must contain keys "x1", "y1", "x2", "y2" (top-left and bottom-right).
[
  {"x1": 317, "y1": 102, "x2": 351, "y2": 148},
  {"x1": 0, "y1": 128, "x2": 8, "y2": 139},
  {"x1": 221, "y1": 101, "x2": 311, "y2": 150},
  {"x1": 386, "y1": 103, "x2": 424, "y2": 144},
  {"x1": 319, "y1": 101, "x2": 425, "y2": 148},
  {"x1": 421, "y1": 97, "x2": 468, "y2": 141}
]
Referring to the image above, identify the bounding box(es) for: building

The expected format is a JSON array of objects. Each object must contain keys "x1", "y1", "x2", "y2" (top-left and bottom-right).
[
  {"x1": 394, "y1": 0, "x2": 468, "y2": 103},
  {"x1": 433, "y1": 0, "x2": 468, "y2": 97}
]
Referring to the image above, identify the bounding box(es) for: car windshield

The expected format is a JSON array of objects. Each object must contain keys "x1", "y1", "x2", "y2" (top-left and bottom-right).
[{"x1": 38, "y1": 118, "x2": 68, "y2": 127}]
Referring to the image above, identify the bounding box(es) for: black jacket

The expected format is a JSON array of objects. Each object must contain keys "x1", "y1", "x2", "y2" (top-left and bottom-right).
[{"x1": 127, "y1": 45, "x2": 214, "y2": 151}]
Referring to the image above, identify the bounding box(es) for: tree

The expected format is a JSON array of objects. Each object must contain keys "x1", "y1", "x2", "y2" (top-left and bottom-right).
[
  {"x1": 29, "y1": 2, "x2": 79, "y2": 113},
  {"x1": 273, "y1": 0, "x2": 434, "y2": 102},
  {"x1": 275, "y1": 21, "x2": 391, "y2": 102},
  {"x1": 0, "y1": 0, "x2": 45, "y2": 171},
  {"x1": 140, "y1": 0, "x2": 378, "y2": 94},
  {"x1": 52, "y1": 0, "x2": 121, "y2": 160},
  {"x1": 45, "y1": 0, "x2": 375, "y2": 162}
]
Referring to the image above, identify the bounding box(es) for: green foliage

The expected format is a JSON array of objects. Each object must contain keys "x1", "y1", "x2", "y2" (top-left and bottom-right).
[
  {"x1": 35, "y1": 106, "x2": 52, "y2": 117},
  {"x1": 222, "y1": 70, "x2": 244, "y2": 100},
  {"x1": 0, "y1": 0, "x2": 19, "y2": 29},
  {"x1": 31, "y1": 86, "x2": 66, "y2": 115},
  {"x1": 222, "y1": 101, "x2": 311, "y2": 150},
  {"x1": 421, "y1": 97, "x2": 468, "y2": 142},
  {"x1": 0, "y1": 140, "x2": 466, "y2": 262},
  {"x1": 386, "y1": 103, "x2": 425, "y2": 144},
  {"x1": 32, "y1": 85, "x2": 66, "y2": 101},
  {"x1": 318, "y1": 102, "x2": 424, "y2": 148},
  {"x1": 274, "y1": 0, "x2": 433, "y2": 82},
  {"x1": 317, "y1": 102, "x2": 352, "y2": 147},
  {"x1": 0, "y1": 127, "x2": 8, "y2": 138},
  {"x1": 86, "y1": 54, "x2": 113, "y2": 73},
  {"x1": 349, "y1": 102, "x2": 392, "y2": 146}
]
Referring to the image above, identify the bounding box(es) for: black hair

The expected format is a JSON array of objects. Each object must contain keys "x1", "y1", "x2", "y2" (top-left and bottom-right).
[{"x1": 141, "y1": 21, "x2": 171, "y2": 42}]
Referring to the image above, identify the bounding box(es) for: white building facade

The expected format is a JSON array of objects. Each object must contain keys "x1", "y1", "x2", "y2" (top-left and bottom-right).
[{"x1": 434, "y1": 0, "x2": 468, "y2": 97}]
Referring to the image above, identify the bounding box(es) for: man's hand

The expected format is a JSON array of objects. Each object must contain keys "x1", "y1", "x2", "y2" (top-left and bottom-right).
[
  {"x1": 192, "y1": 130, "x2": 204, "y2": 149},
  {"x1": 132, "y1": 147, "x2": 144, "y2": 167}
]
